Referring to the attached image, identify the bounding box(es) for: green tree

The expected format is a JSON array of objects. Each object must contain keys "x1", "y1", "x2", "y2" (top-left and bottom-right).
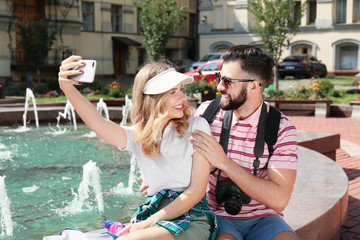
[
  {"x1": 17, "y1": 21, "x2": 57, "y2": 88},
  {"x1": 133, "y1": 0, "x2": 186, "y2": 61},
  {"x1": 250, "y1": 0, "x2": 305, "y2": 90}
]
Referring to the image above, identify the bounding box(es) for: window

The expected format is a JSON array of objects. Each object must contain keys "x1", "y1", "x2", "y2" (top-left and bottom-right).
[
  {"x1": 60, "y1": 0, "x2": 78, "y2": 4},
  {"x1": 137, "y1": 15, "x2": 142, "y2": 34},
  {"x1": 111, "y1": 5, "x2": 123, "y2": 33},
  {"x1": 189, "y1": 14, "x2": 196, "y2": 38},
  {"x1": 82, "y1": 2, "x2": 94, "y2": 31},
  {"x1": 308, "y1": 0, "x2": 316, "y2": 24},
  {"x1": 200, "y1": 62, "x2": 220, "y2": 72},
  {"x1": 354, "y1": 0, "x2": 360, "y2": 22},
  {"x1": 293, "y1": 1, "x2": 301, "y2": 23},
  {"x1": 293, "y1": 1, "x2": 301, "y2": 21},
  {"x1": 337, "y1": 0, "x2": 346, "y2": 23},
  {"x1": 339, "y1": 45, "x2": 358, "y2": 70}
]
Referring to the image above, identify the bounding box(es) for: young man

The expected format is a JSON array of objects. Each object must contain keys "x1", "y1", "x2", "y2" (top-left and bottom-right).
[{"x1": 191, "y1": 45, "x2": 299, "y2": 240}]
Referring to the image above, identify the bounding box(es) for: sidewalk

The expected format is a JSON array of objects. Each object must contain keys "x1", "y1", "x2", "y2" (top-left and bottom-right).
[{"x1": 290, "y1": 116, "x2": 360, "y2": 240}]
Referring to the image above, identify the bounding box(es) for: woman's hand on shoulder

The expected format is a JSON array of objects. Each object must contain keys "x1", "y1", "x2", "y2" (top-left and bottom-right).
[{"x1": 58, "y1": 55, "x2": 84, "y2": 88}]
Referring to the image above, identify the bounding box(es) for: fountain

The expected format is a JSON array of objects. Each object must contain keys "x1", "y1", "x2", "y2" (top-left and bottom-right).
[
  {"x1": 56, "y1": 100, "x2": 77, "y2": 131},
  {"x1": 120, "y1": 95, "x2": 132, "y2": 126},
  {"x1": 97, "y1": 98, "x2": 109, "y2": 120},
  {"x1": 112, "y1": 95, "x2": 140, "y2": 193},
  {"x1": 126, "y1": 155, "x2": 139, "y2": 193},
  {"x1": 0, "y1": 94, "x2": 143, "y2": 239},
  {"x1": 10, "y1": 88, "x2": 40, "y2": 132},
  {"x1": 58, "y1": 160, "x2": 104, "y2": 214},
  {"x1": 23, "y1": 88, "x2": 39, "y2": 129},
  {"x1": 0, "y1": 176, "x2": 13, "y2": 237}
]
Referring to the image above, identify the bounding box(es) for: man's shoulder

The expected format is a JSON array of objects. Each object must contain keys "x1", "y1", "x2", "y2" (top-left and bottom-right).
[{"x1": 197, "y1": 100, "x2": 213, "y2": 115}]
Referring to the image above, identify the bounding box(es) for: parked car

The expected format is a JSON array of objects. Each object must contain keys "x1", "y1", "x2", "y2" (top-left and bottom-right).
[
  {"x1": 191, "y1": 52, "x2": 225, "y2": 70},
  {"x1": 185, "y1": 58, "x2": 274, "y2": 87},
  {"x1": 278, "y1": 55, "x2": 327, "y2": 79},
  {"x1": 185, "y1": 59, "x2": 224, "y2": 82}
]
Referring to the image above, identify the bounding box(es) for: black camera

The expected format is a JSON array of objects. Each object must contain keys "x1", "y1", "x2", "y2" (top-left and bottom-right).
[{"x1": 215, "y1": 179, "x2": 251, "y2": 215}]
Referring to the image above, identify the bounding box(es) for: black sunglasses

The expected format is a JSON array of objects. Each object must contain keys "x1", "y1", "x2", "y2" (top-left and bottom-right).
[{"x1": 215, "y1": 72, "x2": 260, "y2": 88}]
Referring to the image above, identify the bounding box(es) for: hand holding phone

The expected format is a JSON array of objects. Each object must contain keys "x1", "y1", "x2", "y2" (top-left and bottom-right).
[{"x1": 71, "y1": 60, "x2": 97, "y2": 83}]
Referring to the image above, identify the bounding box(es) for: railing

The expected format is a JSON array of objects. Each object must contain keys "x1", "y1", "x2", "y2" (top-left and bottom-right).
[{"x1": 10, "y1": 46, "x2": 77, "y2": 65}]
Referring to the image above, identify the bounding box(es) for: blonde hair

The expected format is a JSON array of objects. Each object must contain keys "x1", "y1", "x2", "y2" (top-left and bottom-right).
[{"x1": 131, "y1": 61, "x2": 193, "y2": 159}]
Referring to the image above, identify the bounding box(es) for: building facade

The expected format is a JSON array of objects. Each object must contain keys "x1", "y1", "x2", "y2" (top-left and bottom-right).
[
  {"x1": 0, "y1": 0, "x2": 198, "y2": 87},
  {"x1": 198, "y1": 0, "x2": 360, "y2": 76}
]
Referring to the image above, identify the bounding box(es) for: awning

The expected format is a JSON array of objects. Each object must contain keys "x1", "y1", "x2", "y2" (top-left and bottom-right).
[{"x1": 112, "y1": 37, "x2": 142, "y2": 46}]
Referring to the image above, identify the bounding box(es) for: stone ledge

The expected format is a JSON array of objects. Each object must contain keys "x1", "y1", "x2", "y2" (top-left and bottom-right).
[
  {"x1": 0, "y1": 105, "x2": 124, "y2": 126},
  {"x1": 297, "y1": 131, "x2": 340, "y2": 161},
  {"x1": 284, "y1": 146, "x2": 348, "y2": 240},
  {"x1": 265, "y1": 99, "x2": 332, "y2": 118},
  {"x1": 349, "y1": 101, "x2": 360, "y2": 120}
]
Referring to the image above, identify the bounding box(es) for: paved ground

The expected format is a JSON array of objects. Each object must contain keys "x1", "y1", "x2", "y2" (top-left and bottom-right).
[{"x1": 290, "y1": 116, "x2": 360, "y2": 239}]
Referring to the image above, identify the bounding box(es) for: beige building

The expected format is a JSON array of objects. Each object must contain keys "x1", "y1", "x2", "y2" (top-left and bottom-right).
[
  {"x1": 198, "y1": 0, "x2": 360, "y2": 76},
  {"x1": 0, "y1": 0, "x2": 197, "y2": 89}
]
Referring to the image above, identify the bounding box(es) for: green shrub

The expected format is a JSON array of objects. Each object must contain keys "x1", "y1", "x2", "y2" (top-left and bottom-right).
[
  {"x1": 7, "y1": 83, "x2": 27, "y2": 96},
  {"x1": 33, "y1": 83, "x2": 49, "y2": 95},
  {"x1": 328, "y1": 89, "x2": 343, "y2": 98},
  {"x1": 46, "y1": 77, "x2": 60, "y2": 92},
  {"x1": 264, "y1": 89, "x2": 285, "y2": 99},
  {"x1": 184, "y1": 78, "x2": 216, "y2": 96},
  {"x1": 265, "y1": 79, "x2": 338, "y2": 100},
  {"x1": 125, "y1": 87, "x2": 133, "y2": 98}
]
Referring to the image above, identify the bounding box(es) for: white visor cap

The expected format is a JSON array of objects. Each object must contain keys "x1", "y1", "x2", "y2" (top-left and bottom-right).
[{"x1": 143, "y1": 68, "x2": 194, "y2": 95}]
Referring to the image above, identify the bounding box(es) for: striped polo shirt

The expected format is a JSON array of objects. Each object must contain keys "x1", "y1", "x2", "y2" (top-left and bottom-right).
[{"x1": 197, "y1": 100, "x2": 298, "y2": 220}]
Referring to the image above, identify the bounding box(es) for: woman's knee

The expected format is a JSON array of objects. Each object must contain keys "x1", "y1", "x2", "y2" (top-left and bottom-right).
[
  {"x1": 272, "y1": 231, "x2": 300, "y2": 240},
  {"x1": 216, "y1": 233, "x2": 237, "y2": 240}
]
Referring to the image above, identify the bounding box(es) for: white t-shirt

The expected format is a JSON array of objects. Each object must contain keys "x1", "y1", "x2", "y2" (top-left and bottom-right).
[{"x1": 120, "y1": 116, "x2": 211, "y2": 196}]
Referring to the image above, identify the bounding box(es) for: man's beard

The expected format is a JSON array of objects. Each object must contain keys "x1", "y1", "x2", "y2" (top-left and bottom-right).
[{"x1": 219, "y1": 86, "x2": 247, "y2": 110}]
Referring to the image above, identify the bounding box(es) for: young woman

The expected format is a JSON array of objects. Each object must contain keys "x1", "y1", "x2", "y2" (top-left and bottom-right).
[{"x1": 58, "y1": 56, "x2": 217, "y2": 240}]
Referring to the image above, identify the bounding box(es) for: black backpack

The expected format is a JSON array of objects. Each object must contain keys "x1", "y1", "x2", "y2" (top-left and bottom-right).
[{"x1": 201, "y1": 97, "x2": 281, "y2": 176}]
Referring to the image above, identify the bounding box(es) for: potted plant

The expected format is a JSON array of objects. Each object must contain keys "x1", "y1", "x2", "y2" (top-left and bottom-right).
[{"x1": 184, "y1": 77, "x2": 217, "y2": 102}]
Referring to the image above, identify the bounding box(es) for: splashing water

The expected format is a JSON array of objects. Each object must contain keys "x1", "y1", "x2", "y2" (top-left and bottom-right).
[
  {"x1": 0, "y1": 125, "x2": 143, "y2": 239},
  {"x1": 58, "y1": 160, "x2": 104, "y2": 215},
  {"x1": 56, "y1": 100, "x2": 77, "y2": 131},
  {"x1": 17, "y1": 88, "x2": 40, "y2": 132},
  {"x1": 83, "y1": 98, "x2": 110, "y2": 138},
  {"x1": 120, "y1": 95, "x2": 132, "y2": 126},
  {"x1": 0, "y1": 176, "x2": 13, "y2": 237},
  {"x1": 97, "y1": 98, "x2": 109, "y2": 120},
  {"x1": 127, "y1": 155, "x2": 139, "y2": 193},
  {"x1": 117, "y1": 95, "x2": 140, "y2": 193}
]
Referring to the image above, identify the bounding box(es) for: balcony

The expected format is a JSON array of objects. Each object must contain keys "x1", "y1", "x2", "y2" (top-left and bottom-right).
[{"x1": 10, "y1": 46, "x2": 77, "y2": 69}]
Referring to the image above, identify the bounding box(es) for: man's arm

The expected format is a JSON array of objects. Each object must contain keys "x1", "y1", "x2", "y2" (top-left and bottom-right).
[{"x1": 191, "y1": 130, "x2": 296, "y2": 212}]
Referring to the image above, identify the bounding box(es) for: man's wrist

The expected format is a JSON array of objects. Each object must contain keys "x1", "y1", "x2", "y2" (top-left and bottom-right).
[{"x1": 218, "y1": 155, "x2": 233, "y2": 173}]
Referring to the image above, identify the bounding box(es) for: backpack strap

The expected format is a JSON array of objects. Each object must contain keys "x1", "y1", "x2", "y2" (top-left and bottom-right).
[
  {"x1": 253, "y1": 103, "x2": 267, "y2": 176},
  {"x1": 202, "y1": 97, "x2": 221, "y2": 124},
  {"x1": 201, "y1": 97, "x2": 233, "y2": 153},
  {"x1": 253, "y1": 104, "x2": 281, "y2": 175},
  {"x1": 263, "y1": 105, "x2": 281, "y2": 170},
  {"x1": 202, "y1": 97, "x2": 231, "y2": 176},
  {"x1": 201, "y1": 98, "x2": 281, "y2": 176}
]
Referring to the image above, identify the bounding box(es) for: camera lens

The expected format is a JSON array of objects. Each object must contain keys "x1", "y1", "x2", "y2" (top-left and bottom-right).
[{"x1": 224, "y1": 196, "x2": 242, "y2": 215}]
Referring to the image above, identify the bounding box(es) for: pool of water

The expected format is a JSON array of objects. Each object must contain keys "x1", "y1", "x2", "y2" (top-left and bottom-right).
[{"x1": 0, "y1": 124, "x2": 143, "y2": 240}]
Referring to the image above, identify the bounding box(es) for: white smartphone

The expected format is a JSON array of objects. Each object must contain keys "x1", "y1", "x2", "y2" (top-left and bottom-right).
[{"x1": 71, "y1": 60, "x2": 97, "y2": 83}]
